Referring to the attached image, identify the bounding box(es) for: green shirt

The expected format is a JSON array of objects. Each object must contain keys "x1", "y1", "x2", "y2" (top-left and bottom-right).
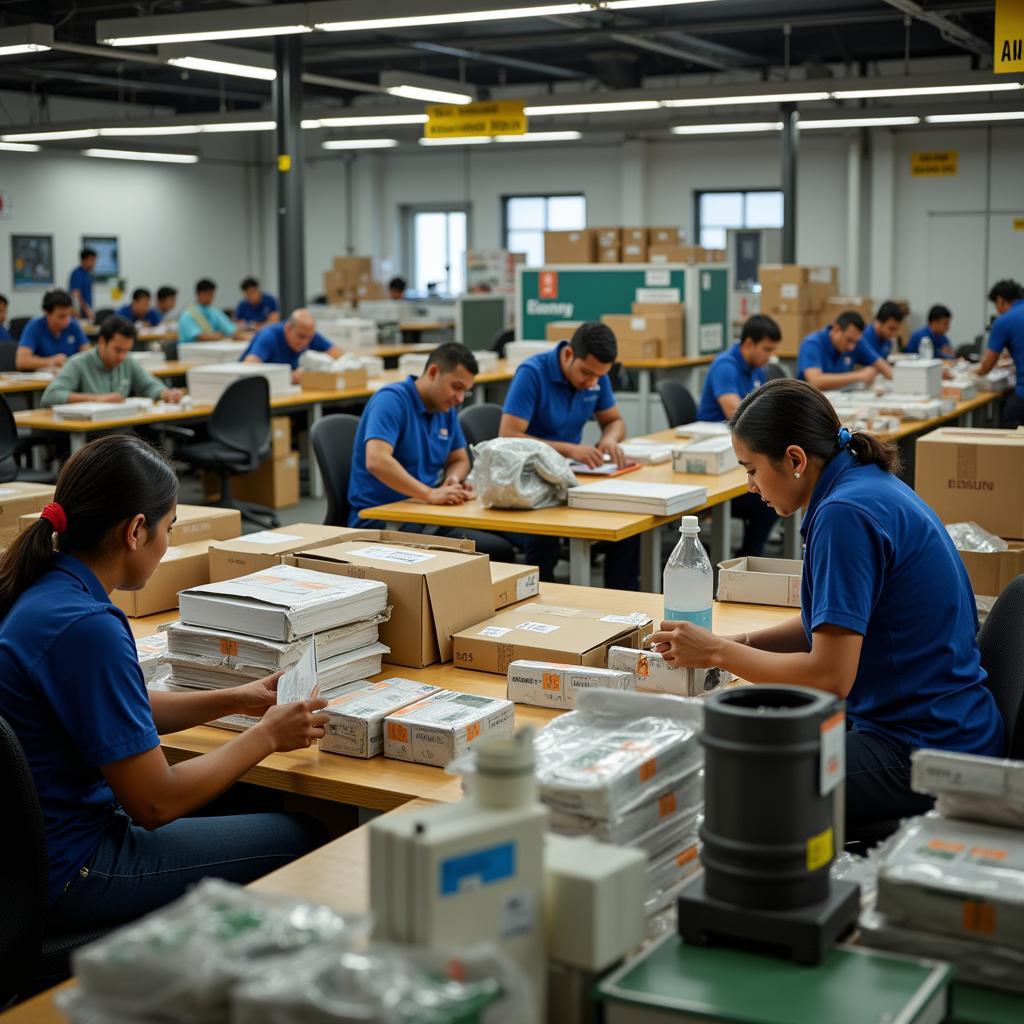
[{"x1": 41, "y1": 348, "x2": 166, "y2": 408}]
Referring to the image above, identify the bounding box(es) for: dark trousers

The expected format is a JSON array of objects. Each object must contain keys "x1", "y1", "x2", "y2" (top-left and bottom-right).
[
  {"x1": 524, "y1": 534, "x2": 642, "y2": 591},
  {"x1": 845, "y1": 728, "x2": 934, "y2": 828},
  {"x1": 355, "y1": 517, "x2": 518, "y2": 562},
  {"x1": 730, "y1": 493, "x2": 779, "y2": 557},
  {"x1": 1001, "y1": 393, "x2": 1024, "y2": 428}
]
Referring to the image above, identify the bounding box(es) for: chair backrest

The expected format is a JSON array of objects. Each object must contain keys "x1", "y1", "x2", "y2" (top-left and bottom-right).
[
  {"x1": 489, "y1": 327, "x2": 514, "y2": 356},
  {"x1": 0, "y1": 394, "x2": 19, "y2": 466},
  {"x1": 209, "y1": 376, "x2": 271, "y2": 469},
  {"x1": 763, "y1": 361, "x2": 788, "y2": 382},
  {"x1": 978, "y1": 575, "x2": 1024, "y2": 759},
  {"x1": 459, "y1": 402, "x2": 504, "y2": 449},
  {"x1": 955, "y1": 342, "x2": 980, "y2": 362},
  {"x1": 9, "y1": 317, "x2": 30, "y2": 341},
  {"x1": 161, "y1": 340, "x2": 179, "y2": 362},
  {"x1": 310, "y1": 413, "x2": 360, "y2": 527},
  {"x1": 656, "y1": 379, "x2": 698, "y2": 428},
  {"x1": 0, "y1": 341, "x2": 18, "y2": 372},
  {"x1": 0, "y1": 714, "x2": 48, "y2": 1007}
]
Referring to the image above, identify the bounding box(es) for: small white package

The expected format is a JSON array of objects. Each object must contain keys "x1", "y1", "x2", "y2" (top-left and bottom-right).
[
  {"x1": 671, "y1": 436, "x2": 738, "y2": 476},
  {"x1": 607, "y1": 645, "x2": 732, "y2": 698},
  {"x1": 506, "y1": 659, "x2": 635, "y2": 710}
]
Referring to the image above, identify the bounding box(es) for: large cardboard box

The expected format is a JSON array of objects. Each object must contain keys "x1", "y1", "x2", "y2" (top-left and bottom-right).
[
  {"x1": 825, "y1": 295, "x2": 875, "y2": 323},
  {"x1": 452, "y1": 604, "x2": 653, "y2": 674},
  {"x1": 299, "y1": 366, "x2": 369, "y2": 392},
  {"x1": 231, "y1": 453, "x2": 300, "y2": 509},
  {"x1": 544, "y1": 230, "x2": 596, "y2": 264},
  {"x1": 597, "y1": 245, "x2": 621, "y2": 263},
  {"x1": 957, "y1": 541, "x2": 1024, "y2": 599},
  {"x1": 545, "y1": 320, "x2": 584, "y2": 343},
  {"x1": 288, "y1": 540, "x2": 493, "y2": 667},
  {"x1": 113, "y1": 540, "x2": 212, "y2": 617},
  {"x1": 490, "y1": 561, "x2": 540, "y2": 610},
  {"x1": 770, "y1": 312, "x2": 820, "y2": 358},
  {"x1": 594, "y1": 226, "x2": 622, "y2": 248},
  {"x1": 759, "y1": 264, "x2": 838, "y2": 315},
  {"x1": 601, "y1": 313, "x2": 683, "y2": 358},
  {"x1": 209, "y1": 524, "x2": 361, "y2": 582},
  {"x1": 648, "y1": 226, "x2": 681, "y2": 246},
  {"x1": 621, "y1": 228, "x2": 648, "y2": 263},
  {"x1": 271, "y1": 416, "x2": 291, "y2": 459},
  {"x1": 916, "y1": 428, "x2": 1024, "y2": 539},
  {"x1": 0, "y1": 483, "x2": 55, "y2": 545},
  {"x1": 716, "y1": 556, "x2": 803, "y2": 607}
]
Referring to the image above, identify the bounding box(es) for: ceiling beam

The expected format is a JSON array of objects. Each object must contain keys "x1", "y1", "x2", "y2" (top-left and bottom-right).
[
  {"x1": 609, "y1": 31, "x2": 761, "y2": 71},
  {"x1": 407, "y1": 40, "x2": 586, "y2": 80},
  {"x1": 877, "y1": 0, "x2": 991, "y2": 59}
]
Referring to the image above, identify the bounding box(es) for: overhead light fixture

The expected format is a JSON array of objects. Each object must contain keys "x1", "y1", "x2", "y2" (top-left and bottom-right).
[
  {"x1": 0, "y1": 141, "x2": 40, "y2": 152},
  {"x1": 0, "y1": 23, "x2": 53, "y2": 57},
  {"x1": 387, "y1": 84, "x2": 474, "y2": 104},
  {"x1": 924, "y1": 111, "x2": 1024, "y2": 123},
  {"x1": 833, "y1": 82, "x2": 1022, "y2": 99},
  {"x1": 2, "y1": 128, "x2": 99, "y2": 141},
  {"x1": 322, "y1": 138, "x2": 398, "y2": 149},
  {"x1": 166, "y1": 56, "x2": 276, "y2": 81},
  {"x1": 200, "y1": 120, "x2": 276, "y2": 133},
  {"x1": 419, "y1": 137, "x2": 493, "y2": 146},
  {"x1": 664, "y1": 91, "x2": 830, "y2": 108},
  {"x1": 525, "y1": 100, "x2": 661, "y2": 116},
  {"x1": 310, "y1": 113, "x2": 428, "y2": 128},
  {"x1": 103, "y1": 25, "x2": 308, "y2": 46},
  {"x1": 799, "y1": 116, "x2": 920, "y2": 129},
  {"x1": 98, "y1": 125, "x2": 202, "y2": 136},
  {"x1": 672, "y1": 121, "x2": 783, "y2": 135},
  {"x1": 495, "y1": 130, "x2": 582, "y2": 142},
  {"x1": 98, "y1": 6, "x2": 310, "y2": 47},
  {"x1": 379, "y1": 71, "x2": 474, "y2": 105},
  {"x1": 83, "y1": 148, "x2": 199, "y2": 163}
]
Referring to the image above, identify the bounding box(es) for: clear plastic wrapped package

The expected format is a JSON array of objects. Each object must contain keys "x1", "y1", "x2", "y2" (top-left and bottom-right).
[
  {"x1": 298, "y1": 350, "x2": 374, "y2": 374},
  {"x1": 911, "y1": 748, "x2": 1024, "y2": 829},
  {"x1": 945, "y1": 521, "x2": 1009, "y2": 554},
  {"x1": 469, "y1": 437, "x2": 578, "y2": 510}
]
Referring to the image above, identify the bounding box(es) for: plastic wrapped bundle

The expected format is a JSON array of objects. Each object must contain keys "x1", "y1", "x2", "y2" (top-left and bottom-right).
[
  {"x1": 911, "y1": 748, "x2": 1024, "y2": 829},
  {"x1": 945, "y1": 521, "x2": 1009, "y2": 554},
  {"x1": 298, "y1": 351, "x2": 371, "y2": 375},
  {"x1": 470, "y1": 438, "x2": 578, "y2": 510}
]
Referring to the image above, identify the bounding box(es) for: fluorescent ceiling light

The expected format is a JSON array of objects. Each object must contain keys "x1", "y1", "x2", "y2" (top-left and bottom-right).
[
  {"x1": 924, "y1": 111, "x2": 1024, "y2": 123},
  {"x1": 386, "y1": 84, "x2": 473, "y2": 104},
  {"x1": 672, "y1": 121, "x2": 783, "y2": 135},
  {"x1": 834, "y1": 82, "x2": 1022, "y2": 99},
  {"x1": 799, "y1": 116, "x2": 920, "y2": 129},
  {"x1": 167, "y1": 56, "x2": 276, "y2": 81},
  {"x1": 98, "y1": 125, "x2": 202, "y2": 136},
  {"x1": 102, "y1": 26, "x2": 308, "y2": 46},
  {"x1": 419, "y1": 137, "x2": 493, "y2": 146},
  {"x1": 0, "y1": 43, "x2": 50, "y2": 56},
  {"x1": 0, "y1": 141, "x2": 40, "y2": 152},
  {"x1": 664, "y1": 91, "x2": 830, "y2": 108},
  {"x1": 495, "y1": 130, "x2": 582, "y2": 142},
  {"x1": 322, "y1": 138, "x2": 398, "y2": 149},
  {"x1": 0, "y1": 23, "x2": 53, "y2": 56},
  {"x1": 525, "y1": 100, "x2": 661, "y2": 116},
  {"x1": 2, "y1": 128, "x2": 99, "y2": 141},
  {"x1": 83, "y1": 148, "x2": 198, "y2": 163},
  {"x1": 200, "y1": 120, "x2": 276, "y2": 133},
  {"x1": 380, "y1": 71, "x2": 474, "y2": 105},
  {"x1": 309, "y1": 113, "x2": 428, "y2": 129}
]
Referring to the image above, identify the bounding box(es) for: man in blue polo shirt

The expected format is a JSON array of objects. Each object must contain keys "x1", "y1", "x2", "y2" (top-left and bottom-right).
[
  {"x1": 242, "y1": 309, "x2": 342, "y2": 382},
  {"x1": 348, "y1": 342, "x2": 514, "y2": 560},
  {"x1": 116, "y1": 288, "x2": 161, "y2": 328},
  {"x1": 907, "y1": 304, "x2": 955, "y2": 358},
  {"x1": 978, "y1": 278, "x2": 1024, "y2": 427},
  {"x1": 500, "y1": 322, "x2": 639, "y2": 589},
  {"x1": 860, "y1": 301, "x2": 906, "y2": 359},
  {"x1": 797, "y1": 311, "x2": 893, "y2": 392},
  {"x1": 17, "y1": 290, "x2": 90, "y2": 371},
  {"x1": 235, "y1": 277, "x2": 280, "y2": 327},
  {"x1": 68, "y1": 248, "x2": 97, "y2": 321},
  {"x1": 0, "y1": 293, "x2": 11, "y2": 342}
]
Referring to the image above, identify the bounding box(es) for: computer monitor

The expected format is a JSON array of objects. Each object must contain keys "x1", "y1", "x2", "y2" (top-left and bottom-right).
[{"x1": 82, "y1": 235, "x2": 119, "y2": 280}]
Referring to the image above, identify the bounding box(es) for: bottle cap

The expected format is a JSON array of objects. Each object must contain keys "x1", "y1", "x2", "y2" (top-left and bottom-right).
[{"x1": 680, "y1": 515, "x2": 699, "y2": 534}]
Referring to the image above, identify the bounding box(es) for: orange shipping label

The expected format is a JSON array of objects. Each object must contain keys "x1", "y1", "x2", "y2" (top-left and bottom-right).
[
  {"x1": 219, "y1": 638, "x2": 238, "y2": 657},
  {"x1": 387, "y1": 722, "x2": 409, "y2": 743},
  {"x1": 639, "y1": 758, "x2": 657, "y2": 782},
  {"x1": 542, "y1": 672, "x2": 561, "y2": 691},
  {"x1": 962, "y1": 899, "x2": 997, "y2": 935},
  {"x1": 677, "y1": 846, "x2": 698, "y2": 867},
  {"x1": 658, "y1": 793, "x2": 677, "y2": 817},
  {"x1": 466, "y1": 721, "x2": 481, "y2": 742}
]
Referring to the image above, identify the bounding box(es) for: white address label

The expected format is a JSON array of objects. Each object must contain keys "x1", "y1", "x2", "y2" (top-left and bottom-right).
[
  {"x1": 349, "y1": 545, "x2": 436, "y2": 565},
  {"x1": 516, "y1": 621, "x2": 560, "y2": 634}
]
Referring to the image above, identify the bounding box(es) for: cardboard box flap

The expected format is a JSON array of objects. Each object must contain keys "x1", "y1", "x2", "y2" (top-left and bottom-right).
[
  {"x1": 375, "y1": 530, "x2": 476, "y2": 554},
  {"x1": 211, "y1": 523, "x2": 355, "y2": 556}
]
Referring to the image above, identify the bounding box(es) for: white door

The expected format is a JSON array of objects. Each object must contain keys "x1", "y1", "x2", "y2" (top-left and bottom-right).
[{"x1": 927, "y1": 212, "x2": 987, "y2": 338}]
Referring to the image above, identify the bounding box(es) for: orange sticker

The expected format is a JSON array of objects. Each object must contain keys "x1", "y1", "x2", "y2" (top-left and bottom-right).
[
  {"x1": 962, "y1": 899, "x2": 997, "y2": 935},
  {"x1": 677, "y1": 846, "x2": 698, "y2": 867},
  {"x1": 636, "y1": 653, "x2": 650, "y2": 678},
  {"x1": 466, "y1": 721, "x2": 481, "y2": 742},
  {"x1": 219, "y1": 638, "x2": 238, "y2": 657},
  {"x1": 539, "y1": 270, "x2": 558, "y2": 299},
  {"x1": 970, "y1": 846, "x2": 1008, "y2": 860},
  {"x1": 639, "y1": 758, "x2": 657, "y2": 782},
  {"x1": 542, "y1": 672, "x2": 562, "y2": 691},
  {"x1": 387, "y1": 722, "x2": 409, "y2": 743},
  {"x1": 928, "y1": 838, "x2": 966, "y2": 853},
  {"x1": 658, "y1": 793, "x2": 677, "y2": 817}
]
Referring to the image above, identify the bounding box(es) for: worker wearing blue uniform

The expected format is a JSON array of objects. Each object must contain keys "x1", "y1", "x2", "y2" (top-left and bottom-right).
[
  {"x1": 242, "y1": 309, "x2": 341, "y2": 374},
  {"x1": 860, "y1": 301, "x2": 906, "y2": 359},
  {"x1": 979, "y1": 279, "x2": 1024, "y2": 427},
  {"x1": 16, "y1": 290, "x2": 89, "y2": 371},
  {"x1": 906, "y1": 304, "x2": 955, "y2": 358},
  {"x1": 235, "y1": 277, "x2": 280, "y2": 327},
  {"x1": 651, "y1": 379, "x2": 1004, "y2": 833},
  {"x1": 0, "y1": 292, "x2": 11, "y2": 342},
  {"x1": 179, "y1": 278, "x2": 243, "y2": 344},
  {"x1": 797, "y1": 311, "x2": 893, "y2": 391},
  {"x1": 116, "y1": 287, "x2": 162, "y2": 328},
  {"x1": 68, "y1": 248, "x2": 97, "y2": 321}
]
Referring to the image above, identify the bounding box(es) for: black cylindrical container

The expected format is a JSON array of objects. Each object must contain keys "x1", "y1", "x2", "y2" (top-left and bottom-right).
[{"x1": 700, "y1": 685, "x2": 840, "y2": 911}]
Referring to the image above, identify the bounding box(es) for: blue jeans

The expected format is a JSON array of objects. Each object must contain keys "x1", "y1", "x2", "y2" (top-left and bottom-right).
[{"x1": 47, "y1": 810, "x2": 326, "y2": 932}]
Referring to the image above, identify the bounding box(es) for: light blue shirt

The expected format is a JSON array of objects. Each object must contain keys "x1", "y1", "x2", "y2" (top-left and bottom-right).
[{"x1": 178, "y1": 302, "x2": 236, "y2": 344}]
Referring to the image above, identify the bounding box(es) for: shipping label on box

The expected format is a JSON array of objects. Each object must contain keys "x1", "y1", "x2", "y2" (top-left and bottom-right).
[
  {"x1": 271, "y1": 416, "x2": 291, "y2": 459},
  {"x1": 716, "y1": 556, "x2": 803, "y2": 607},
  {"x1": 607, "y1": 646, "x2": 731, "y2": 697},
  {"x1": 506, "y1": 659, "x2": 635, "y2": 709},
  {"x1": 491, "y1": 561, "x2": 540, "y2": 610}
]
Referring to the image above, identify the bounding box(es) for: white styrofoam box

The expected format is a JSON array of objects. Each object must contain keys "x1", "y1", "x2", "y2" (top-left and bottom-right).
[
  {"x1": 398, "y1": 352, "x2": 429, "y2": 377},
  {"x1": 129, "y1": 351, "x2": 167, "y2": 371},
  {"x1": 673, "y1": 421, "x2": 731, "y2": 439},
  {"x1": 506, "y1": 340, "x2": 556, "y2": 367},
  {"x1": 186, "y1": 362, "x2": 292, "y2": 403},
  {"x1": 978, "y1": 367, "x2": 1015, "y2": 392},
  {"x1": 179, "y1": 341, "x2": 249, "y2": 364},
  {"x1": 671, "y1": 436, "x2": 738, "y2": 476},
  {"x1": 473, "y1": 350, "x2": 500, "y2": 373},
  {"x1": 890, "y1": 359, "x2": 944, "y2": 398},
  {"x1": 942, "y1": 378, "x2": 978, "y2": 401},
  {"x1": 315, "y1": 317, "x2": 378, "y2": 349},
  {"x1": 350, "y1": 354, "x2": 385, "y2": 377}
]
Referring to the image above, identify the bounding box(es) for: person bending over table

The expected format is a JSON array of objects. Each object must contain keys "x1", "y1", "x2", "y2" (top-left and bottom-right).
[
  {"x1": 242, "y1": 308, "x2": 342, "y2": 384},
  {"x1": 155, "y1": 285, "x2": 178, "y2": 324},
  {"x1": 651, "y1": 379, "x2": 1003, "y2": 834},
  {"x1": 906, "y1": 304, "x2": 955, "y2": 359},
  {"x1": 178, "y1": 278, "x2": 248, "y2": 344},
  {"x1": 348, "y1": 341, "x2": 516, "y2": 561},
  {"x1": 0, "y1": 435, "x2": 328, "y2": 931},
  {"x1": 235, "y1": 276, "x2": 280, "y2": 328},
  {"x1": 977, "y1": 278, "x2": 1024, "y2": 428},
  {"x1": 859, "y1": 300, "x2": 906, "y2": 360},
  {"x1": 797, "y1": 310, "x2": 893, "y2": 392},
  {"x1": 16, "y1": 289, "x2": 90, "y2": 371},
  {"x1": 499, "y1": 321, "x2": 640, "y2": 590},
  {"x1": 116, "y1": 287, "x2": 162, "y2": 328},
  {"x1": 0, "y1": 292, "x2": 12, "y2": 342},
  {"x1": 42, "y1": 315, "x2": 184, "y2": 408}
]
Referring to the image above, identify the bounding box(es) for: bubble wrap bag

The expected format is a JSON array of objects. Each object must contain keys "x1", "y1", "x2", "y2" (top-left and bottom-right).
[
  {"x1": 470, "y1": 438, "x2": 578, "y2": 509},
  {"x1": 298, "y1": 351, "x2": 369, "y2": 375},
  {"x1": 945, "y1": 521, "x2": 1009, "y2": 554}
]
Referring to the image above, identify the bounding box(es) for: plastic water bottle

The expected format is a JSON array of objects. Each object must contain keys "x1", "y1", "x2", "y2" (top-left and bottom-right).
[
  {"x1": 663, "y1": 515, "x2": 713, "y2": 629},
  {"x1": 919, "y1": 335, "x2": 934, "y2": 361}
]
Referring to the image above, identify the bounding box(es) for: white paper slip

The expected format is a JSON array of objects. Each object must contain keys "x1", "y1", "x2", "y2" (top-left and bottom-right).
[
  {"x1": 348, "y1": 545, "x2": 436, "y2": 565},
  {"x1": 240, "y1": 530, "x2": 303, "y2": 545},
  {"x1": 277, "y1": 640, "x2": 319, "y2": 704}
]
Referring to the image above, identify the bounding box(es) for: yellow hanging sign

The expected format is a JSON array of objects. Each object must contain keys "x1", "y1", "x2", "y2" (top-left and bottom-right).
[
  {"x1": 424, "y1": 100, "x2": 527, "y2": 139},
  {"x1": 910, "y1": 151, "x2": 959, "y2": 177},
  {"x1": 995, "y1": 0, "x2": 1024, "y2": 73},
  {"x1": 1014, "y1": 218, "x2": 1024, "y2": 231}
]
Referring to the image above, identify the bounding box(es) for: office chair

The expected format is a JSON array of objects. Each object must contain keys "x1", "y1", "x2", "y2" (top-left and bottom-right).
[
  {"x1": 0, "y1": 714, "x2": 110, "y2": 1009},
  {"x1": 459, "y1": 403, "x2": 503, "y2": 449},
  {"x1": 8, "y1": 317, "x2": 30, "y2": 342},
  {"x1": 489, "y1": 327, "x2": 514, "y2": 358},
  {"x1": 175, "y1": 376, "x2": 280, "y2": 529},
  {"x1": 0, "y1": 341, "x2": 17, "y2": 372},
  {"x1": 657, "y1": 379, "x2": 698, "y2": 428},
  {"x1": 763, "y1": 362, "x2": 789, "y2": 382},
  {"x1": 0, "y1": 395, "x2": 54, "y2": 484},
  {"x1": 160, "y1": 340, "x2": 179, "y2": 362},
  {"x1": 311, "y1": 413, "x2": 360, "y2": 527},
  {"x1": 92, "y1": 308, "x2": 116, "y2": 326},
  {"x1": 955, "y1": 341, "x2": 981, "y2": 362}
]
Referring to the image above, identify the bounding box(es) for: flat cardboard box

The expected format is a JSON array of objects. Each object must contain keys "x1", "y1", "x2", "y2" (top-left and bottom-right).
[
  {"x1": 648, "y1": 227, "x2": 681, "y2": 246},
  {"x1": 607, "y1": 646, "x2": 732, "y2": 698},
  {"x1": 545, "y1": 320, "x2": 584, "y2": 343},
  {"x1": 232, "y1": 453, "x2": 300, "y2": 509},
  {"x1": 957, "y1": 540, "x2": 1024, "y2": 598},
  {"x1": 671, "y1": 436, "x2": 738, "y2": 476},
  {"x1": 299, "y1": 366, "x2": 369, "y2": 392},
  {"x1": 716, "y1": 556, "x2": 803, "y2": 607},
  {"x1": 0, "y1": 483, "x2": 55, "y2": 545},
  {"x1": 271, "y1": 416, "x2": 291, "y2": 459},
  {"x1": 490, "y1": 561, "x2": 540, "y2": 610},
  {"x1": 544, "y1": 229, "x2": 596, "y2": 264},
  {"x1": 506, "y1": 659, "x2": 634, "y2": 709},
  {"x1": 209, "y1": 524, "x2": 362, "y2": 582},
  {"x1": 113, "y1": 540, "x2": 212, "y2": 617},
  {"x1": 915, "y1": 428, "x2": 1024, "y2": 540},
  {"x1": 452, "y1": 604, "x2": 653, "y2": 674},
  {"x1": 288, "y1": 540, "x2": 493, "y2": 667}
]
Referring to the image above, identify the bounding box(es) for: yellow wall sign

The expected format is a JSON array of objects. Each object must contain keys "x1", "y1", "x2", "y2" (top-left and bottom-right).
[
  {"x1": 424, "y1": 100, "x2": 526, "y2": 139},
  {"x1": 910, "y1": 151, "x2": 959, "y2": 177},
  {"x1": 995, "y1": 0, "x2": 1024, "y2": 73},
  {"x1": 1014, "y1": 218, "x2": 1024, "y2": 231}
]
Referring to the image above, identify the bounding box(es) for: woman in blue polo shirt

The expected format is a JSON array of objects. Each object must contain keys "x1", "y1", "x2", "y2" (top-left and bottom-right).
[
  {"x1": 651, "y1": 379, "x2": 1003, "y2": 829},
  {"x1": 0, "y1": 435, "x2": 328, "y2": 931}
]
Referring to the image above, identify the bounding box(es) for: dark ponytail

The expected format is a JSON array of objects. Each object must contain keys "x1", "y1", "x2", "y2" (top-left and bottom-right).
[
  {"x1": 729, "y1": 378, "x2": 900, "y2": 474},
  {"x1": 0, "y1": 435, "x2": 178, "y2": 618}
]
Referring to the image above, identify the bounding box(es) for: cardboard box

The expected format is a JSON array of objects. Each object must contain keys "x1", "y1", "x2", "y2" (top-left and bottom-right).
[
  {"x1": 825, "y1": 295, "x2": 875, "y2": 323},
  {"x1": 545, "y1": 320, "x2": 584, "y2": 342},
  {"x1": 601, "y1": 312, "x2": 683, "y2": 358},
  {"x1": 452, "y1": 604, "x2": 653, "y2": 674},
  {"x1": 759, "y1": 265, "x2": 839, "y2": 316},
  {"x1": 770, "y1": 312, "x2": 820, "y2": 358},
  {"x1": 671, "y1": 436, "x2": 739, "y2": 476},
  {"x1": 230, "y1": 453, "x2": 300, "y2": 509},
  {"x1": 299, "y1": 366, "x2": 370, "y2": 392},
  {"x1": 506, "y1": 660, "x2": 634, "y2": 709},
  {"x1": 271, "y1": 416, "x2": 291, "y2": 459},
  {"x1": 288, "y1": 539, "x2": 493, "y2": 667},
  {"x1": 915, "y1": 428, "x2": 1024, "y2": 539},
  {"x1": 544, "y1": 229, "x2": 595, "y2": 264},
  {"x1": 648, "y1": 227, "x2": 681, "y2": 246},
  {"x1": 621, "y1": 228, "x2": 648, "y2": 263},
  {"x1": 716, "y1": 556, "x2": 803, "y2": 607},
  {"x1": 491, "y1": 561, "x2": 540, "y2": 610},
  {"x1": 957, "y1": 540, "x2": 1024, "y2": 599},
  {"x1": 594, "y1": 226, "x2": 622, "y2": 248},
  {"x1": 209, "y1": 524, "x2": 361, "y2": 582},
  {"x1": 597, "y1": 245, "x2": 621, "y2": 263},
  {"x1": 113, "y1": 540, "x2": 212, "y2": 617},
  {"x1": 607, "y1": 646, "x2": 731, "y2": 698},
  {"x1": 0, "y1": 483, "x2": 55, "y2": 545}
]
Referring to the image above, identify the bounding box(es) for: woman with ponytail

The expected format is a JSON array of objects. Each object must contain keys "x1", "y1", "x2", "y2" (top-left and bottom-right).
[
  {"x1": 0, "y1": 436, "x2": 328, "y2": 931},
  {"x1": 651, "y1": 379, "x2": 1003, "y2": 830}
]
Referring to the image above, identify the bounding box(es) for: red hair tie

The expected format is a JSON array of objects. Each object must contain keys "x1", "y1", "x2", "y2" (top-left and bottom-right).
[{"x1": 40, "y1": 502, "x2": 67, "y2": 535}]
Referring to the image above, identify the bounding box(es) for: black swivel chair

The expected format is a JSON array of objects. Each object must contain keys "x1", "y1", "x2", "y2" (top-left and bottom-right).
[
  {"x1": 656, "y1": 378, "x2": 698, "y2": 428},
  {"x1": 978, "y1": 575, "x2": 1024, "y2": 759},
  {"x1": 8, "y1": 317, "x2": 30, "y2": 342},
  {"x1": 161, "y1": 340, "x2": 179, "y2": 362},
  {"x1": 459, "y1": 403, "x2": 504, "y2": 450},
  {"x1": 176, "y1": 376, "x2": 280, "y2": 529},
  {"x1": 763, "y1": 362, "x2": 789, "y2": 382},
  {"x1": 0, "y1": 714, "x2": 110, "y2": 1009},
  {"x1": 311, "y1": 413, "x2": 360, "y2": 527},
  {"x1": 489, "y1": 327, "x2": 514, "y2": 358},
  {"x1": 0, "y1": 395, "x2": 54, "y2": 484},
  {"x1": 956, "y1": 341, "x2": 981, "y2": 362},
  {"x1": 0, "y1": 341, "x2": 18, "y2": 372}
]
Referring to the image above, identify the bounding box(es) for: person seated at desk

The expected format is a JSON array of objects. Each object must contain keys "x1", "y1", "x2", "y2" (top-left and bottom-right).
[
  {"x1": 860, "y1": 301, "x2": 906, "y2": 359},
  {"x1": 155, "y1": 285, "x2": 178, "y2": 324},
  {"x1": 0, "y1": 292, "x2": 11, "y2": 342},
  {"x1": 116, "y1": 287, "x2": 162, "y2": 328},
  {"x1": 235, "y1": 277, "x2": 280, "y2": 328},
  {"x1": 42, "y1": 315, "x2": 184, "y2": 408},
  {"x1": 388, "y1": 276, "x2": 407, "y2": 300},
  {"x1": 978, "y1": 278, "x2": 1024, "y2": 428},
  {"x1": 907, "y1": 304, "x2": 955, "y2": 358},
  {"x1": 69, "y1": 247, "x2": 97, "y2": 322},
  {"x1": 348, "y1": 342, "x2": 515, "y2": 561},
  {"x1": 797, "y1": 311, "x2": 893, "y2": 392},
  {"x1": 499, "y1": 322, "x2": 640, "y2": 590},
  {"x1": 179, "y1": 278, "x2": 247, "y2": 344},
  {"x1": 17, "y1": 289, "x2": 90, "y2": 371},
  {"x1": 650, "y1": 379, "x2": 1003, "y2": 833},
  {"x1": 242, "y1": 309, "x2": 342, "y2": 383},
  {"x1": 697, "y1": 314, "x2": 781, "y2": 556},
  {"x1": 0, "y1": 435, "x2": 328, "y2": 931}
]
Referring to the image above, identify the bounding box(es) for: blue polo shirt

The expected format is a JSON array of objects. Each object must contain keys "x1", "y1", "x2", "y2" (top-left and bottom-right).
[
  {"x1": 697, "y1": 343, "x2": 765, "y2": 422},
  {"x1": 348, "y1": 376, "x2": 467, "y2": 522},
  {"x1": 797, "y1": 326, "x2": 882, "y2": 381},
  {"x1": 116, "y1": 304, "x2": 162, "y2": 327},
  {"x1": 241, "y1": 322, "x2": 332, "y2": 370},
  {"x1": 503, "y1": 341, "x2": 616, "y2": 444},
  {"x1": 68, "y1": 266, "x2": 93, "y2": 311},
  {"x1": 18, "y1": 315, "x2": 89, "y2": 360},
  {"x1": 906, "y1": 325, "x2": 954, "y2": 357},
  {"x1": 987, "y1": 298, "x2": 1024, "y2": 399},
  {"x1": 860, "y1": 322, "x2": 893, "y2": 360},
  {"x1": 0, "y1": 554, "x2": 159, "y2": 903},
  {"x1": 235, "y1": 293, "x2": 279, "y2": 324},
  {"x1": 800, "y1": 449, "x2": 1003, "y2": 755}
]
